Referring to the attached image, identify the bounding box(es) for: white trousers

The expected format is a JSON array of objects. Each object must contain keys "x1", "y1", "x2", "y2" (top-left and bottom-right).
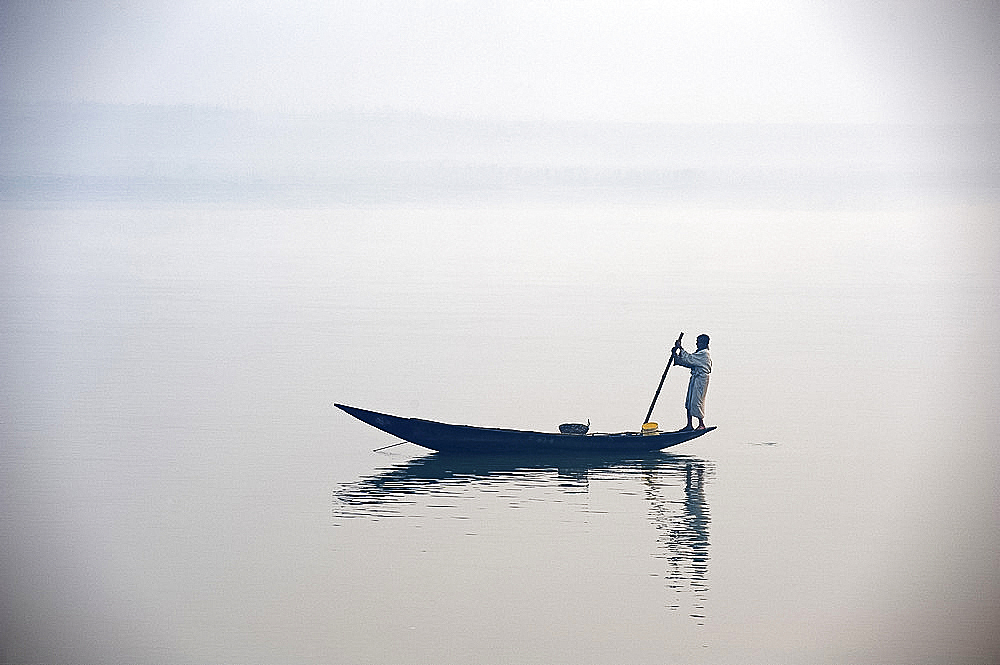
[{"x1": 685, "y1": 374, "x2": 710, "y2": 419}]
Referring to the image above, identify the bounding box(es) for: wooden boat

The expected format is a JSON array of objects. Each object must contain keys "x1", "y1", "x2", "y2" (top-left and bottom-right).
[{"x1": 335, "y1": 403, "x2": 715, "y2": 453}]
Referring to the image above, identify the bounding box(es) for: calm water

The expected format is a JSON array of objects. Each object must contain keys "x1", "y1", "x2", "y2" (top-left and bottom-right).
[{"x1": 2, "y1": 200, "x2": 998, "y2": 664}]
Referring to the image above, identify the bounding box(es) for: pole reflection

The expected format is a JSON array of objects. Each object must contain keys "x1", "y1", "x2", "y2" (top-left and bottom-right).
[{"x1": 334, "y1": 451, "x2": 713, "y2": 617}]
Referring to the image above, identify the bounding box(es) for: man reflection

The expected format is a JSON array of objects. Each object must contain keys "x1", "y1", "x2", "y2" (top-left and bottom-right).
[{"x1": 645, "y1": 461, "x2": 710, "y2": 600}]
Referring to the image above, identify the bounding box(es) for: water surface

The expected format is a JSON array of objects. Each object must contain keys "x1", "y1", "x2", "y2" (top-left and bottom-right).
[{"x1": 1, "y1": 200, "x2": 998, "y2": 664}]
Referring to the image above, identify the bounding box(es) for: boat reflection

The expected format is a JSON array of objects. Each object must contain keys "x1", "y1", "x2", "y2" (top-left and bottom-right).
[{"x1": 334, "y1": 450, "x2": 713, "y2": 617}]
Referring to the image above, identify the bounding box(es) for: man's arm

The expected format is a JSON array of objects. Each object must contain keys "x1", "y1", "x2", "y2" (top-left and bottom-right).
[
  {"x1": 680, "y1": 349, "x2": 711, "y2": 371},
  {"x1": 673, "y1": 346, "x2": 692, "y2": 367}
]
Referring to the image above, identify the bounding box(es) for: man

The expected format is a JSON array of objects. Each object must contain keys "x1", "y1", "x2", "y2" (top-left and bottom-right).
[{"x1": 673, "y1": 334, "x2": 712, "y2": 431}]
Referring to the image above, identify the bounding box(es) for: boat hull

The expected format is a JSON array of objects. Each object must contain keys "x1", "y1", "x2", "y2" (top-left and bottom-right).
[{"x1": 335, "y1": 404, "x2": 716, "y2": 453}]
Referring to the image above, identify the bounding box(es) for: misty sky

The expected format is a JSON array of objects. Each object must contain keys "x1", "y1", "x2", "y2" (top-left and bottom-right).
[{"x1": 2, "y1": 0, "x2": 998, "y2": 124}]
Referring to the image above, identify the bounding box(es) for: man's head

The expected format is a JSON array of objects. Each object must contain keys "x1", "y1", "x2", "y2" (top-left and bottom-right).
[{"x1": 696, "y1": 334, "x2": 710, "y2": 350}]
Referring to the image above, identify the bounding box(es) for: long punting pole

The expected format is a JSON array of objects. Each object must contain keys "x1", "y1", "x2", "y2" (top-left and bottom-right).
[{"x1": 644, "y1": 332, "x2": 683, "y2": 425}]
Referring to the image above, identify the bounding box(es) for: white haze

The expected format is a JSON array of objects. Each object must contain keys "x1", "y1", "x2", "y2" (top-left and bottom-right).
[
  {"x1": 1, "y1": 3, "x2": 999, "y2": 664},
  {"x1": 1, "y1": 0, "x2": 998, "y2": 124}
]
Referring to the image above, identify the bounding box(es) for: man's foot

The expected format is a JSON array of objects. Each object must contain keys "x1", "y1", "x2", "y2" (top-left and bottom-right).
[
  {"x1": 680, "y1": 425, "x2": 694, "y2": 432},
  {"x1": 694, "y1": 424, "x2": 706, "y2": 430}
]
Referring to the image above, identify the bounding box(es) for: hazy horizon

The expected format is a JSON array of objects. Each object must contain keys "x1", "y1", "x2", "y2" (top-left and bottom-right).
[
  {"x1": 3, "y1": 100, "x2": 997, "y2": 207},
  {"x1": 4, "y1": 2, "x2": 997, "y2": 207}
]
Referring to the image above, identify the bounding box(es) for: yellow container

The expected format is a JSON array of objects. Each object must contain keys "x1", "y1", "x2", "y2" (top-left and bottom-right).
[{"x1": 641, "y1": 422, "x2": 659, "y2": 434}]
